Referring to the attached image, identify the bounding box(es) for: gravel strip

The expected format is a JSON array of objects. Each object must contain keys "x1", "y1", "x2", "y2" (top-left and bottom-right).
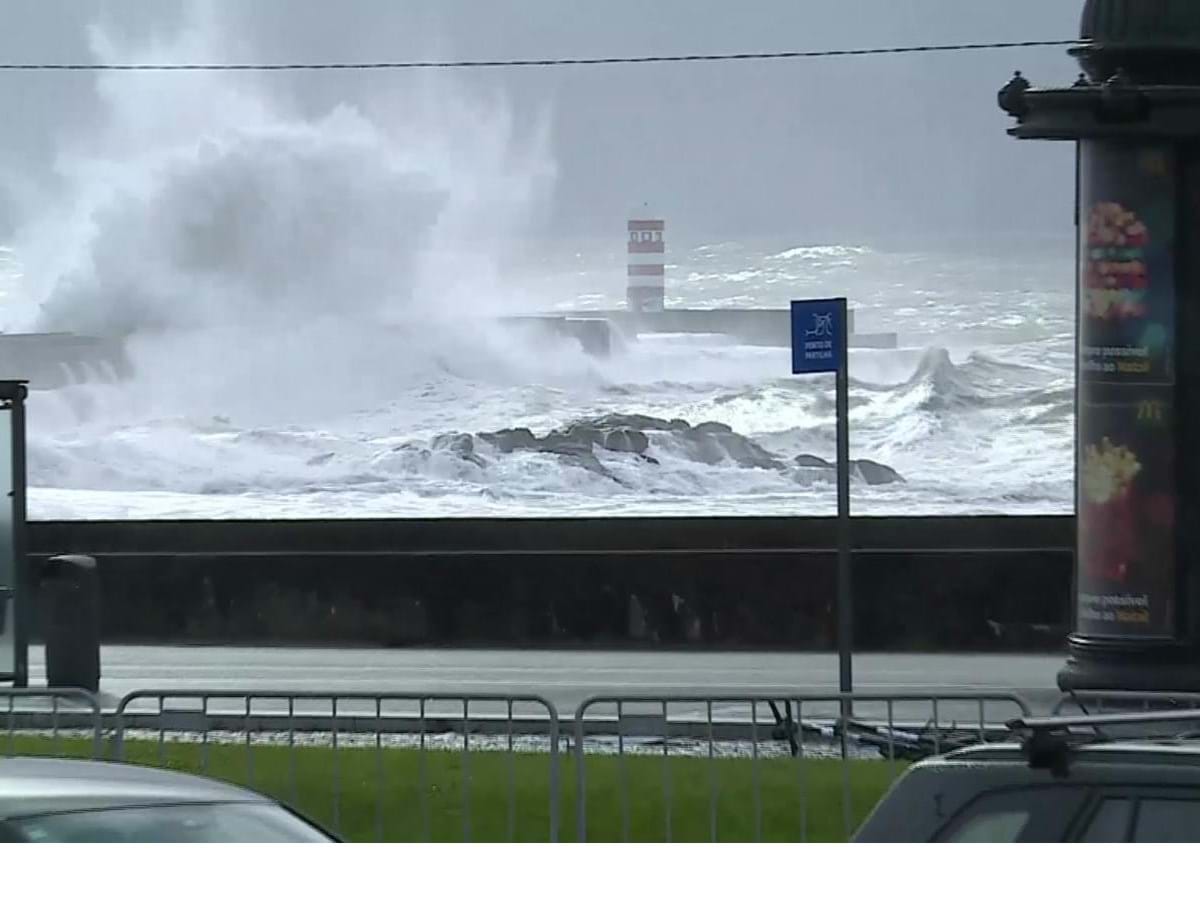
[{"x1": 5, "y1": 727, "x2": 886, "y2": 760}]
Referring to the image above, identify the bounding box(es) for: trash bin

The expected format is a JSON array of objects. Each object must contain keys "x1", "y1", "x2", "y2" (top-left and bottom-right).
[{"x1": 41, "y1": 555, "x2": 101, "y2": 693}]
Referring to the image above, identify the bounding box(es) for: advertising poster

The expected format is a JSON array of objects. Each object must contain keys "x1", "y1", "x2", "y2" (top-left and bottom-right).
[
  {"x1": 1079, "y1": 144, "x2": 1176, "y2": 385},
  {"x1": 1077, "y1": 393, "x2": 1175, "y2": 638}
]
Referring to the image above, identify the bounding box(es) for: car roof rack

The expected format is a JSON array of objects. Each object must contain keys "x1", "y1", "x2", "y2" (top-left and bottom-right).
[
  {"x1": 1009, "y1": 710, "x2": 1200, "y2": 731},
  {"x1": 1006, "y1": 710, "x2": 1200, "y2": 775}
]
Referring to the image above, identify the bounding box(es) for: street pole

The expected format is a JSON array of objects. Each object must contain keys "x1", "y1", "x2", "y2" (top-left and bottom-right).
[
  {"x1": 836, "y1": 301, "x2": 852, "y2": 697},
  {"x1": 790, "y1": 298, "x2": 853, "y2": 700},
  {"x1": 832, "y1": 300, "x2": 853, "y2": 829}
]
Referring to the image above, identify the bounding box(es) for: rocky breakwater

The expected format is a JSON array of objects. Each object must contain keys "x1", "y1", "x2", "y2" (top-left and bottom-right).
[{"x1": 398, "y1": 414, "x2": 905, "y2": 488}]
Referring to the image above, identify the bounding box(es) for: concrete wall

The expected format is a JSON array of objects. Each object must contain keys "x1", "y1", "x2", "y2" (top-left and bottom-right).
[{"x1": 27, "y1": 516, "x2": 1073, "y2": 650}]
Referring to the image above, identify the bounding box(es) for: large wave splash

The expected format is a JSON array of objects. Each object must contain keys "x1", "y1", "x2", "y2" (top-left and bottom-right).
[
  {"x1": 11, "y1": 9, "x2": 560, "y2": 402},
  {"x1": 878, "y1": 347, "x2": 1069, "y2": 412}
]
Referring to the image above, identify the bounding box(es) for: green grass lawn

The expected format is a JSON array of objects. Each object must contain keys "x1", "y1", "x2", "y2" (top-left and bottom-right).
[{"x1": 5, "y1": 735, "x2": 905, "y2": 842}]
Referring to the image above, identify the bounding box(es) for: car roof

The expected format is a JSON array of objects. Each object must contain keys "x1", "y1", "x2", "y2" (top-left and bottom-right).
[
  {"x1": 0, "y1": 757, "x2": 269, "y2": 820},
  {"x1": 941, "y1": 739, "x2": 1200, "y2": 768}
]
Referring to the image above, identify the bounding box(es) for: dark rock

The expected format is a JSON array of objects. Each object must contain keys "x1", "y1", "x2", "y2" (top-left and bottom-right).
[
  {"x1": 482, "y1": 417, "x2": 658, "y2": 461},
  {"x1": 478, "y1": 428, "x2": 539, "y2": 453},
  {"x1": 603, "y1": 428, "x2": 650, "y2": 455},
  {"x1": 545, "y1": 425, "x2": 604, "y2": 451},
  {"x1": 541, "y1": 445, "x2": 621, "y2": 482},
  {"x1": 541, "y1": 436, "x2": 592, "y2": 456},
  {"x1": 854, "y1": 459, "x2": 905, "y2": 485},
  {"x1": 306, "y1": 452, "x2": 335, "y2": 466},
  {"x1": 692, "y1": 421, "x2": 734, "y2": 435},
  {"x1": 589, "y1": 413, "x2": 677, "y2": 433},
  {"x1": 432, "y1": 433, "x2": 473, "y2": 455},
  {"x1": 477, "y1": 414, "x2": 798, "y2": 474},
  {"x1": 791, "y1": 453, "x2": 903, "y2": 484},
  {"x1": 794, "y1": 454, "x2": 834, "y2": 469},
  {"x1": 683, "y1": 426, "x2": 785, "y2": 470},
  {"x1": 431, "y1": 433, "x2": 486, "y2": 467}
]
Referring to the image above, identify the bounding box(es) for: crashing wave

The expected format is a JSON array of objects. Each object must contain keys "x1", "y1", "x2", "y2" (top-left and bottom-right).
[
  {"x1": 879, "y1": 347, "x2": 1071, "y2": 417},
  {"x1": 771, "y1": 245, "x2": 868, "y2": 261}
]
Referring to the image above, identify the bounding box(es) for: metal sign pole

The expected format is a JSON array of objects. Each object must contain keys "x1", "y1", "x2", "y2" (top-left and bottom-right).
[
  {"x1": 835, "y1": 308, "x2": 852, "y2": 697},
  {"x1": 11, "y1": 383, "x2": 27, "y2": 688},
  {"x1": 790, "y1": 298, "x2": 853, "y2": 699}
]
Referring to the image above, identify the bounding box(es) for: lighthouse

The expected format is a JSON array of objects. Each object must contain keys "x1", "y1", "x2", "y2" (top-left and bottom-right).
[{"x1": 627, "y1": 218, "x2": 665, "y2": 313}]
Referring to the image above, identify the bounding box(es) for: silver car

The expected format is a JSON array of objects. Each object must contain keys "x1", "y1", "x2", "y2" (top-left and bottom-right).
[{"x1": 0, "y1": 758, "x2": 337, "y2": 842}]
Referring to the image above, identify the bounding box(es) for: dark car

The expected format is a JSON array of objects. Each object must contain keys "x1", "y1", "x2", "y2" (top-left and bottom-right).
[
  {"x1": 0, "y1": 757, "x2": 337, "y2": 842},
  {"x1": 854, "y1": 710, "x2": 1200, "y2": 842}
]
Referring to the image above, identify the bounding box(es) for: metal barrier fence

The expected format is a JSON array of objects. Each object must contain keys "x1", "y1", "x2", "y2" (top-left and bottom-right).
[
  {"x1": 108, "y1": 690, "x2": 561, "y2": 841},
  {"x1": 1, "y1": 687, "x2": 1039, "y2": 842},
  {"x1": 1, "y1": 688, "x2": 102, "y2": 759},
  {"x1": 572, "y1": 692, "x2": 1033, "y2": 842}
]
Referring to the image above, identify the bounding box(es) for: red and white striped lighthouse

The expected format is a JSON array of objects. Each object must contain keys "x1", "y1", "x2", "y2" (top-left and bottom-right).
[{"x1": 627, "y1": 218, "x2": 665, "y2": 313}]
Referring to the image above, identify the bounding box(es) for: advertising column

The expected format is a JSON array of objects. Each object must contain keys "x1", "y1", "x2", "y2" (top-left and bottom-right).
[{"x1": 1077, "y1": 144, "x2": 1177, "y2": 639}]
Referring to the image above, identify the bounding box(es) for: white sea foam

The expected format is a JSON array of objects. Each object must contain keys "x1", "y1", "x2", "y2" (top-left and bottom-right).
[
  {"x1": 771, "y1": 245, "x2": 868, "y2": 261},
  {"x1": 24, "y1": 328, "x2": 1074, "y2": 520}
]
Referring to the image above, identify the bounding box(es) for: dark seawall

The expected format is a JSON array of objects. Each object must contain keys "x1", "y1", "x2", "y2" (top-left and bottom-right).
[{"x1": 28, "y1": 516, "x2": 1074, "y2": 651}]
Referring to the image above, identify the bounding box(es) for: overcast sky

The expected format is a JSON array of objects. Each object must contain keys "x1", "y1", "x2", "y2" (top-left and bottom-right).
[{"x1": 0, "y1": 0, "x2": 1083, "y2": 245}]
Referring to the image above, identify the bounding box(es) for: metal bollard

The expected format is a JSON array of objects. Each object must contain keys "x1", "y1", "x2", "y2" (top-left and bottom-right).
[{"x1": 41, "y1": 555, "x2": 101, "y2": 693}]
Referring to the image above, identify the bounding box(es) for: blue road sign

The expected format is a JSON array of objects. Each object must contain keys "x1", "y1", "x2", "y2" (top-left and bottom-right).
[
  {"x1": 791, "y1": 299, "x2": 846, "y2": 375},
  {"x1": 790, "y1": 297, "x2": 853, "y2": 694}
]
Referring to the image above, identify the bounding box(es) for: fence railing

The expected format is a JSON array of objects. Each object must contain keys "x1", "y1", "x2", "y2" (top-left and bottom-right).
[
  {"x1": 112, "y1": 690, "x2": 561, "y2": 842},
  {"x1": 571, "y1": 691, "x2": 1033, "y2": 842},
  {"x1": 2, "y1": 687, "x2": 102, "y2": 759},
  {"x1": 2, "y1": 687, "x2": 1039, "y2": 842}
]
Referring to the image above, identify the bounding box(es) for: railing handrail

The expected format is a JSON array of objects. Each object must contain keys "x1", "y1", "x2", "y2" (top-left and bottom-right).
[
  {"x1": 571, "y1": 689, "x2": 1034, "y2": 842},
  {"x1": 114, "y1": 688, "x2": 560, "y2": 709},
  {"x1": 1, "y1": 687, "x2": 103, "y2": 758},
  {"x1": 108, "y1": 688, "x2": 560, "y2": 842},
  {"x1": 574, "y1": 690, "x2": 1035, "y2": 707},
  {"x1": 1013, "y1": 709, "x2": 1200, "y2": 730}
]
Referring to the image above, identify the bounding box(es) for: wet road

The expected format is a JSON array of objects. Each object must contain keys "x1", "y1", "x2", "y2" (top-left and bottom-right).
[{"x1": 28, "y1": 645, "x2": 1065, "y2": 716}]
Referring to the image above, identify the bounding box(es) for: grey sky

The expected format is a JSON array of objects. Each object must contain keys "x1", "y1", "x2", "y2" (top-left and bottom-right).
[{"x1": 1, "y1": 0, "x2": 1083, "y2": 244}]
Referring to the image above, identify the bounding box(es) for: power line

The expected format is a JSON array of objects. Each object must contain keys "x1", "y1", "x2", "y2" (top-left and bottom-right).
[{"x1": 0, "y1": 39, "x2": 1086, "y2": 72}]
